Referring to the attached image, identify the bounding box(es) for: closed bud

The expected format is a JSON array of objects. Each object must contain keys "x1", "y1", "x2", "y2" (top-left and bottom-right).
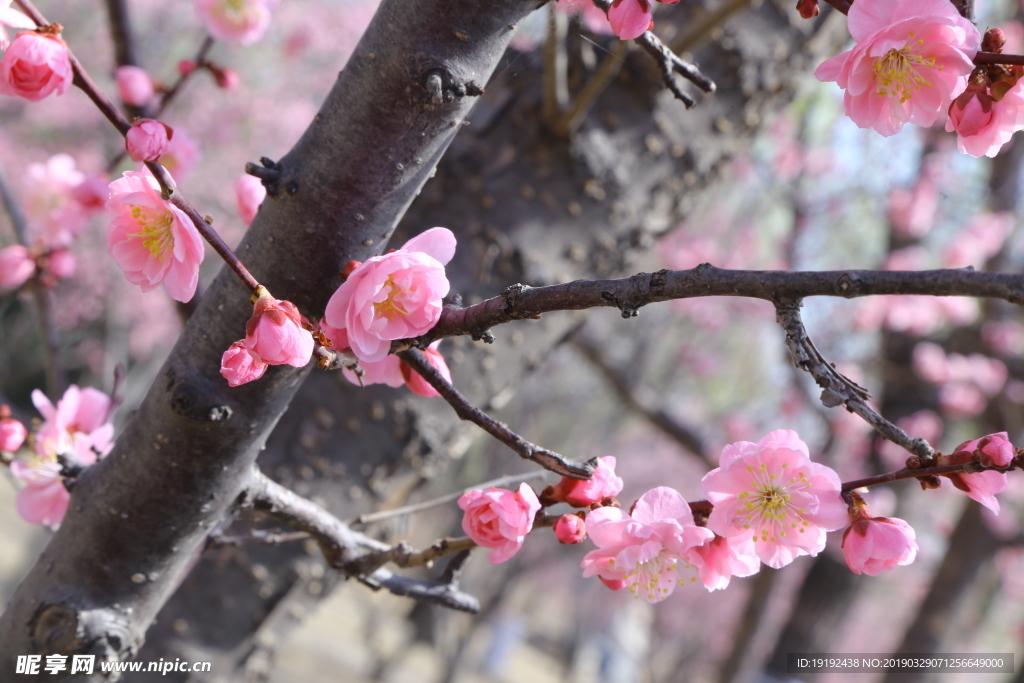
[
  {"x1": 553, "y1": 514, "x2": 587, "y2": 544},
  {"x1": 796, "y1": 0, "x2": 819, "y2": 19}
]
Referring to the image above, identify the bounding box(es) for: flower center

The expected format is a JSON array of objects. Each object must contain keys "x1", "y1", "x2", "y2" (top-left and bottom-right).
[
  {"x1": 129, "y1": 205, "x2": 175, "y2": 260},
  {"x1": 738, "y1": 463, "x2": 812, "y2": 543},
  {"x1": 624, "y1": 548, "x2": 696, "y2": 601},
  {"x1": 873, "y1": 37, "x2": 940, "y2": 103},
  {"x1": 373, "y1": 276, "x2": 409, "y2": 320}
]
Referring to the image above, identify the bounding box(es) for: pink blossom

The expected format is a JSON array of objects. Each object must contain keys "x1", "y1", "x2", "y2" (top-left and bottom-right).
[
  {"x1": 842, "y1": 516, "x2": 918, "y2": 575},
  {"x1": 158, "y1": 128, "x2": 200, "y2": 181},
  {"x1": 559, "y1": 0, "x2": 613, "y2": 34},
  {"x1": 106, "y1": 171, "x2": 205, "y2": 302},
  {"x1": 324, "y1": 228, "x2": 456, "y2": 363},
  {"x1": 814, "y1": 0, "x2": 980, "y2": 136},
  {"x1": 459, "y1": 483, "x2": 541, "y2": 564},
  {"x1": 125, "y1": 119, "x2": 173, "y2": 163},
  {"x1": 70, "y1": 174, "x2": 110, "y2": 214},
  {"x1": 946, "y1": 81, "x2": 1024, "y2": 158},
  {"x1": 702, "y1": 430, "x2": 848, "y2": 569},
  {"x1": 245, "y1": 290, "x2": 314, "y2": 367},
  {"x1": 321, "y1": 322, "x2": 405, "y2": 389},
  {"x1": 220, "y1": 340, "x2": 267, "y2": 386},
  {"x1": 554, "y1": 514, "x2": 587, "y2": 544},
  {"x1": 194, "y1": 0, "x2": 277, "y2": 45},
  {"x1": 982, "y1": 320, "x2": 1024, "y2": 356},
  {"x1": 10, "y1": 458, "x2": 68, "y2": 526},
  {"x1": 943, "y1": 211, "x2": 1013, "y2": 268},
  {"x1": 580, "y1": 487, "x2": 714, "y2": 602},
  {"x1": 115, "y1": 65, "x2": 155, "y2": 107},
  {"x1": 24, "y1": 154, "x2": 90, "y2": 248},
  {"x1": 31, "y1": 385, "x2": 114, "y2": 466},
  {"x1": 952, "y1": 431, "x2": 1014, "y2": 468},
  {"x1": 0, "y1": 1, "x2": 34, "y2": 51},
  {"x1": 0, "y1": 32, "x2": 72, "y2": 101},
  {"x1": 887, "y1": 178, "x2": 937, "y2": 238},
  {"x1": 939, "y1": 439, "x2": 1009, "y2": 513},
  {"x1": 0, "y1": 244, "x2": 35, "y2": 290},
  {"x1": 45, "y1": 248, "x2": 75, "y2": 280},
  {"x1": 608, "y1": 0, "x2": 652, "y2": 40},
  {"x1": 235, "y1": 174, "x2": 266, "y2": 226},
  {"x1": 692, "y1": 534, "x2": 760, "y2": 591},
  {"x1": 400, "y1": 341, "x2": 451, "y2": 397},
  {"x1": 547, "y1": 456, "x2": 624, "y2": 508},
  {"x1": 0, "y1": 416, "x2": 27, "y2": 452}
]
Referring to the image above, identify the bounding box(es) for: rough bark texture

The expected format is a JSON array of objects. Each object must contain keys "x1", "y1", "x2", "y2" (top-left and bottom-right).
[{"x1": 0, "y1": 0, "x2": 539, "y2": 679}]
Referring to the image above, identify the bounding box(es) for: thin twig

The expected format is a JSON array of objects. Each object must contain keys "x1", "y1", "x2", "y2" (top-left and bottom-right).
[
  {"x1": 397, "y1": 348, "x2": 597, "y2": 480},
  {"x1": 542, "y1": 3, "x2": 568, "y2": 123},
  {"x1": 156, "y1": 36, "x2": 215, "y2": 115},
  {"x1": 553, "y1": 40, "x2": 629, "y2": 137},
  {"x1": 402, "y1": 266, "x2": 1024, "y2": 349},
  {"x1": 775, "y1": 298, "x2": 935, "y2": 460},
  {"x1": 669, "y1": 0, "x2": 756, "y2": 55},
  {"x1": 974, "y1": 52, "x2": 1024, "y2": 66},
  {"x1": 103, "y1": 0, "x2": 138, "y2": 69},
  {"x1": 0, "y1": 160, "x2": 28, "y2": 244},
  {"x1": 206, "y1": 529, "x2": 310, "y2": 549}
]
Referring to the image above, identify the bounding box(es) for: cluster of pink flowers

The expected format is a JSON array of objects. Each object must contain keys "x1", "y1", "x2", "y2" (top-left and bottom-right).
[
  {"x1": 913, "y1": 341, "x2": 1007, "y2": 418},
  {"x1": 220, "y1": 288, "x2": 315, "y2": 386},
  {"x1": 10, "y1": 386, "x2": 114, "y2": 527}
]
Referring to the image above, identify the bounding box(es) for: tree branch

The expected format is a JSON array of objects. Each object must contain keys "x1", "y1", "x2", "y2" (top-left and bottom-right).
[{"x1": 397, "y1": 348, "x2": 597, "y2": 479}]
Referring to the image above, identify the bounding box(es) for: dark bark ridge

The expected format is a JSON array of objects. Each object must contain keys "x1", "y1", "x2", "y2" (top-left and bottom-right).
[{"x1": 0, "y1": 1, "x2": 540, "y2": 679}]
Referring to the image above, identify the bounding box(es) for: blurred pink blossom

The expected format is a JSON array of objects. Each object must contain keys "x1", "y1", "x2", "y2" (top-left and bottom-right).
[
  {"x1": 887, "y1": 178, "x2": 937, "y2": 238},
  {"x1": 126, "y1": 119, "x2": 173, "y2": 162},
  {"x1": 115, "y1": 65, "x2": 155, "y2": 107},
  {"x1": 0, "y1": 32, "x2": 73, "y2": 101},
  {"x1": 400, "y1": 341, "x2": 451, "y2": 397},
  {"x1": 0, "y1": 244, "x2": 35, "y2": 290},
  {"x1": 245, "y1": 292, "x2": 314, "y2": 367},
  {"x1": 195, "y1": 0, "x2": 277, "y2": 45},
  {"x1": 559, "y1": 0, "x2": 613, "y2": 34},
  {"x1": 554, "y1": 514, "x2": 587, "y2": 544},
  {"x1": 459, "y1": 483, "x2": 541, "y2": 564},
  {"x1": 324, "y1": 227, "x2": 455, "y2": 363},
  {"x1": 0, "y1": 1, "x2": 34, "y2": 51},
  {"x1": 0, "y1": 415, "x2": 27, "y2": 452},
  {"x1": 157, "y1": 128, "x2": 200, "y2": 181},
  {"x1": 235, "y1": 174, "x2": 266, "y2": 226},
  {"x1": 24, "y1": 154, "x2": 91, "y2": 248},
  {"x1": 692, "y1": 534, "x2": 760, "y2": 591},
  {"x1": 45, "y1": 248, "x2": 75, "y2": 280},
  {"x1": 982, "y1": 319, "x2": 1024, "y2": 356},
  {"x1": 106, "y1": 171, "x2": 205, "y2": 302},
  {"x1": 814, "y1": 0, "x2": 979, "y2": 136},
  {"x1": 842, "y1": 516, "x2": 918, "y2": 575},
  {"x1": 702, "y1": 430, "x2": 848, "y2": 569},
  {"x1": 220, "y1": 340, "x2": 268, "y2": 386},
  {"x1": 581, "y1": 487, "x2": 713, "y2": 602},
  {"x1": 10, "y1": 458, "x2": 68, "y2": 526},
  {"x1": 547, "y1": 455, "x2": 623, "y2": 507},
  {"x1": 943, "y1": 211, "x2": 1013, "y2": 267}
]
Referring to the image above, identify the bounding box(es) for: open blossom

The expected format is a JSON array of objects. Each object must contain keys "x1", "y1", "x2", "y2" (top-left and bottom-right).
[
  {"x1": 546, "y1": 456, "x2": 623, "y2": 507},
  {"x1": 842, "y1": 516, "x2": 918, "y2": 576},
  {"x1": 581, "y1": 487, "x2": 713, "y2": 602},
  {"x1": 115, "y1": 65, "x2": 155, "y2": 107},
  {"x1": 106, "y1": 171, "x2": 205, "y2": 303},
  {"x1": 195, "y1": 0, "x2": 277, "y2": 45},
  {"x1": 702, "y1": 430, "x2": 848, "y2": 569},
  {"x1": 946, "y1": 79, "x2": 1024, "y2": 158},
  {"x1": 692, "y1": 534, "x2": 760, "y2": 591},
  {"x1": 0, "y1": 32, "x2": 73, "y2": 101},
  {"x1": 235, "y1": 174, "x2": 266, "y2": 226},
  {"x1": 938, "y1": 432, "x2": 1014, "y2": 513},
  {"x1": 0, "y1": 244, "x2": 35, "y2": 290},
  {"x1": 459, "y1": 483, "x2": 541, "y2": 564},
  {"x1": 814, "y1": 0, "x2": 980, "y2": 137},
  {"x1": 954, "y1": 432, "x2": 1014, "y2": 468},
  {"x1": 245, "y1": 289, "x2": 314, "y2": 367},
  {"x1": 324, "y1": 228, "x2": 455, "y2": 363},
  {"x1": 12, "y1": 386, "x2": 115, "y2": 527},
  {"x1": 0, "y1": 1, "x2": 34, "y2": 51},
  {"x1": 220, "y1": 340, "x2": 267, "y2": 386},
  {"x1": 125, "y1": 119, "x2": 173, "y2": 163},
  {"x1": 400, "y1": 341, "x2": 451, "y2": 397}
]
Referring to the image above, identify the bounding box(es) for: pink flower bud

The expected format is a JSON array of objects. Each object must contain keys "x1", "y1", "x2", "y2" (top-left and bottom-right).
[
  {"x1": 983, "y1": 27, "x2": 1006, "y2": 53},
  {"x1": 245, "y1": 290, "x2": 314, "y2": 367},
  {"x1": 458, "y1": 483, "x2": 541, "y2": 564},
  {"x1": 842, "y1": 517, "x2": 918, "y2": 576},
  {"x1": 553, "y1": 514, "x2": 586, "y2": 544},
  {"x1": 195, "y1": 0, "x2": 276, "y2": 45},
  {"x1": 115, "y1": 65, "x2": 155, "y2": 107},
  {"x1": 0, "y1": 416, "x2": 27, "y2": 452},
  {"x1": 548, "y1": 456, "x2": 623, "y2": 507},
  {"x1": 235, "y1": 174, "x2": 266, "y2": 226},
  {"x1": 46, "y1": 248, "x2": 75, "y2": 280},
  {"x1": 220, "y1": 340, "x2": 268, "y2": 386},
  {"x1": 796, "y1": 0, "x2": 819, "y2": 18},
  {"x1": 608, "y1": 0, "x2": 653, "y2": 40},
  {"x1": 400, "y1": 341, "x2": 451, "y2": 397},
  {"x1": 0, "y1": 244, "x2": 36, "y2": 290},
  {"x1": 948, "y1": 87, "x2": 994, "y2": 138},
  {"x1": 177, "y1": 59, "x2": 197, "y2": 76},
  {"x1": 214, "y1": 66, "x2": 239, "y2": 89},
  {"x1": 953, "y1": 431, "x2": 1014, "y2": 468},
  {"x1": 125, "y1": 119, "x2": 173, "y2": 163},
  {"x1": 0, "y1": 32, "x2": 73, "y2": 101}
]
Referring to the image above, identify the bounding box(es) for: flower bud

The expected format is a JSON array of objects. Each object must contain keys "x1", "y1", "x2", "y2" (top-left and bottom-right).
[
  {"x1": 0, "y1": 414, "x2": 27, "y2": 452},
  {"x1": 0, "y1": 245, "x2": 36, "y2": 290},
  {"x1": 245, "y1": 290, "x2": 315, "y2": 367},
  {"x1": 125, "y1": 119, "x2": 173, "y2": 162},
  {"x1": 553, "y1": 514, "x2": 587, "y2": 544},
  {"x1": 220, "y1": 340, "x2": 267, "y2": 387},
  {"x1": 796, "y1": 0, "x2": 819, "y2": 19},
  {"x1": 115, "y1": 65, "x2": 155, "y2": 107},
  {"x1": 983, "y1": 27, "x2": 1006, "y2": 53},
  {"x1": 947, "y1": 85, "x2": 995, "y2": 138},
  {"x1": 46, "y1": 248, "x2": 75, "y2": 280},
  {"x1": 177, "y1": 59, "x2": 197, "y2": 76}
]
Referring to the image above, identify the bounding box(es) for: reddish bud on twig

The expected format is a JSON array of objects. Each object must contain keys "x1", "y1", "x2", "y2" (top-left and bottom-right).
[
  {"x1": 983, "y1": 28, "x2": 1006, "y2": 53},
  {"x1": 796, "y1": 0, "x2": 819, "y2": 19}
]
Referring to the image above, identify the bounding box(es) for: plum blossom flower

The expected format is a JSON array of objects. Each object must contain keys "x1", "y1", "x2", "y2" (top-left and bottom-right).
[
  {"x1": 0, "y1": 244, "x2": 35, "y2": 290},
  {"x1": 0, "y1": 31, "x2": 73, "y2": 101},
  {"x1": 554, "y1": 514, "x2": 587, "y2": 544},
  {"x1": 324, "y1": 228, "x2": 455, "y2": 363},
  {"x1": 125, "y1": 119, "x2": 172, "y2": 163},
  {"x1": 0, "y1": 407, "x2": 27, "y2": 452},
  {"x1": 545, "y1": 456, "x2": 623, "y2": 507},
  {"x1": 702, "y1": 430, "x2": 848, "y2": 569},
  {"x1": 12, "y1": 385, "x2": 115, "y2": 526},
  {"x1": 235, "y1": 174, "x2": 266, "y2": 226},
  {"x1": 814, "y1": 0, "x2": 980, "y2": 137},
  {"x1": 842, "y1": 516, "x2": 918, "y2": 576},
  {"x1": 692, "y1": 534, "x2": 760, "y2": 591},
  {"x1": 946, "y1": 79, "x2": 1024, "y2": 158},
  {"x1": 608, "y1": 0, "x2": 652, "y2": 40},
  {"x1": 937, "y1": 432, "x2": 1014, "y2": 513},
  {"x1": 220, "y1": 340, "x2": 267, "y2": 386},
  {"x1": 459, "y1": 483, "x2": 541, "y2": 564},
  {"x1": 46, "y1": 248, "x2": 74, "y2": 280},
  {"x1": 106, "y1": 171, "x2": 205, "y2": 302},
  {"x1": 400, "y1": 341, "x2": 451, "y2": 397},
  {"x1": 0, "y1": 1, "x2": 34, "y2": 51},
  {"x1": 245, "y1": 289, "x2": 314, "y2": 367},
  {"x1": 195, "y1": 0, "x2": 277, "y2": 45},
  {"x1": 115, "y1": 65, "x2": 155, "y2": 107},
  {"x1": 581, "y1": 487, "x2": 713, "y2": 602}
]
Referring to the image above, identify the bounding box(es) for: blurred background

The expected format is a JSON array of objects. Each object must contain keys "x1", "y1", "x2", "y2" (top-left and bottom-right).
[{"x1": 2, "y1": 0, "x2": 1024, "y2": 681}]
